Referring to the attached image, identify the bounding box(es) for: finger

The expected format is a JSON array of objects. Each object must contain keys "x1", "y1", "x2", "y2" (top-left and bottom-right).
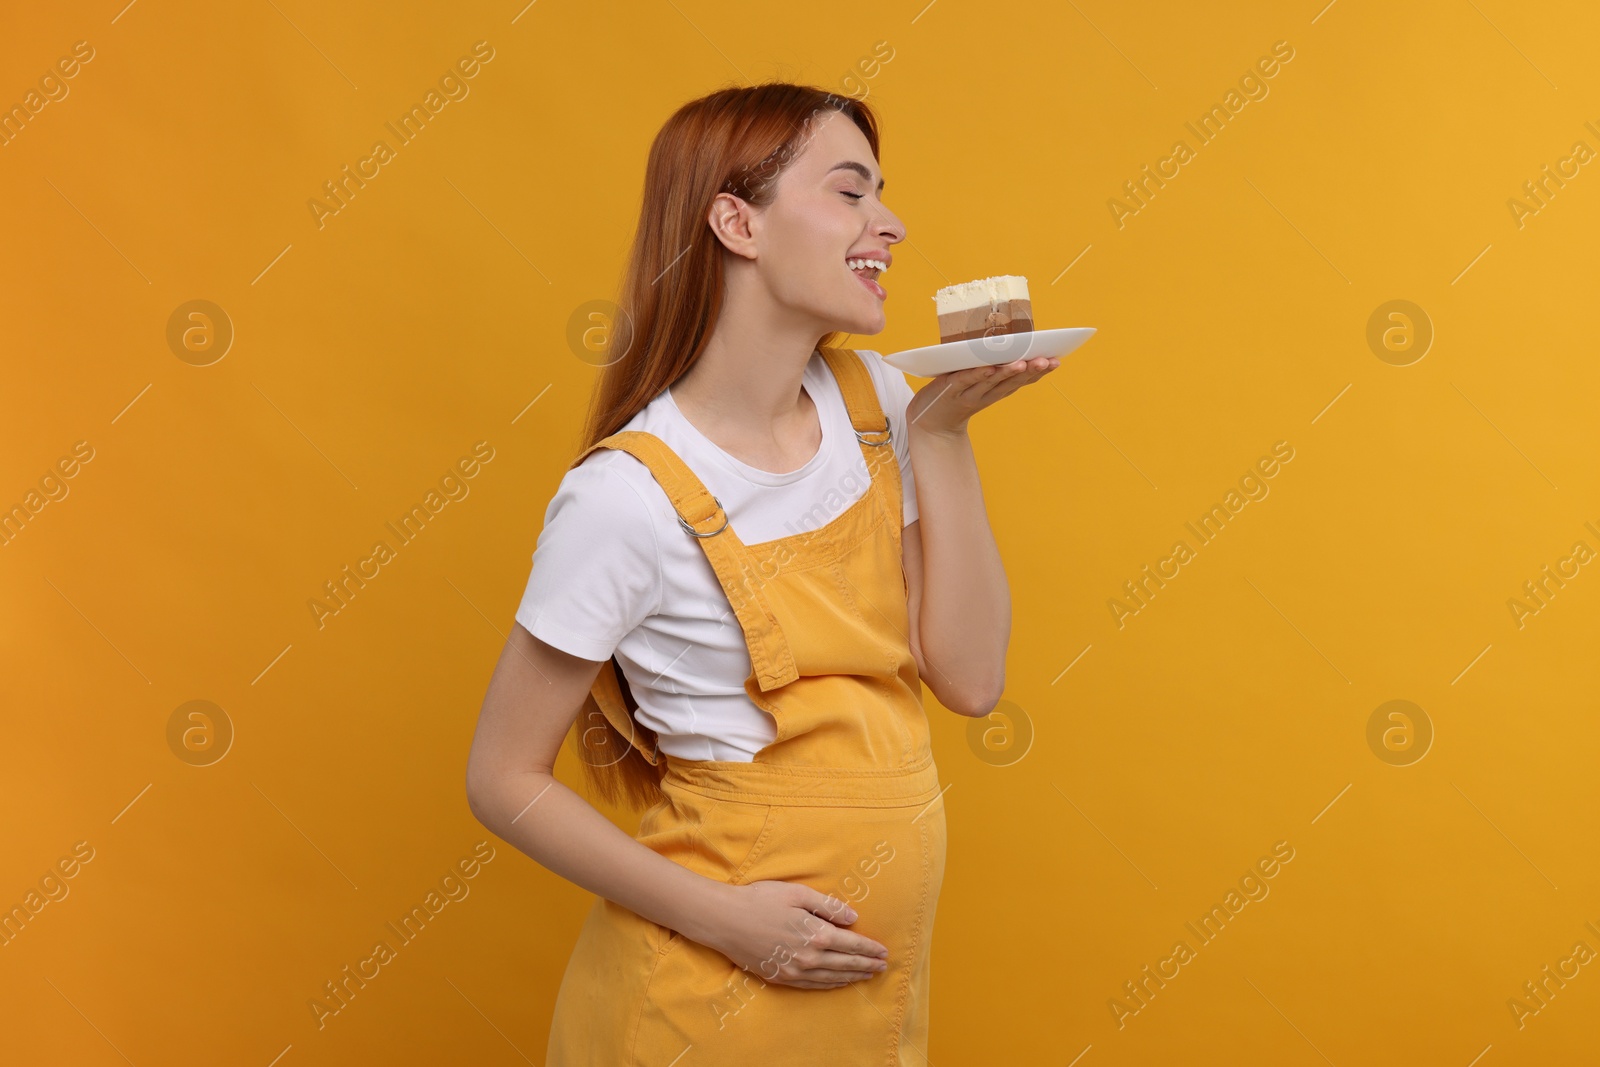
[
  {"x1": 949, "y1": 366, "x2": 1008, "y2": 402},
  {"x1": 937, "y1": 360, "x2": 1027, "y2": 407},
  {"x1": 995, "y1": 367, "x2": 1046, "y2": 393},
  {"x1": 769, "y1": 958, "x2": 864, "y2": 988},
  {"x1": 974, "y1": 360, "x2": 1033, "y2": 388},
  {"x1": 799, "y1": 888, "x2": 858, "y2": 926},
  {"x1": 935, "y1": 368, "x2": 998, "y2": 403},
  {"x1": 958, "y1": 371, "x2": 1014, "y2": 403},
  {"x1": 821, "y1": 929, "x2": 888, "y2": 958},
  {"x1": 779, "y1": 976, "x2": 856, "y2": 990},
  {"x1": 1001, "y1": 356, "x2": 1050, "y2": 376},
  {"x1": 798, "y1": 967, "x2": 881, "y2": 984},
  {"x1": 928, "y1": 363, "x2": 990, "y2": 387},
  {"x1": 811, "y1": 948, "x2": 889, "y2": 973},
  {"x1": 984, "y1": 361, "x2": 1050, "y2": 395}
]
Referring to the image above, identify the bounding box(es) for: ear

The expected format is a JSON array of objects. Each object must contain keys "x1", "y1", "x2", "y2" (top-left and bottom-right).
[{"x1": 707, "y1": 191, "x2": 759, "y2": 262}]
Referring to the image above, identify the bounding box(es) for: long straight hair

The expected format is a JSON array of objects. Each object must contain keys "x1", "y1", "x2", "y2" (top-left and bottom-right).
[{"x1": 569, "y1": 83, "x2": 882, "y2": 811}]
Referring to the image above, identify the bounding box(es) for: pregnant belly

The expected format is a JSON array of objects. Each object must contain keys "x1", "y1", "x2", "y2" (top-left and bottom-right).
[{"x1": 636, "y1": 797, "x2": 949, "y2": 1057}]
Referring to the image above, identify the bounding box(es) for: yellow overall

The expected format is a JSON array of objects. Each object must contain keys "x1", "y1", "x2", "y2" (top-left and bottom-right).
[{"x1": 546, "y1": 346, "x2": 948, "y2": 1065}]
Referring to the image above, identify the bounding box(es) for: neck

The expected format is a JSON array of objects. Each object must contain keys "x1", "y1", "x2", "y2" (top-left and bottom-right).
[{"x1": 669, "y1": 279, "x2": 832, "y2": 447}]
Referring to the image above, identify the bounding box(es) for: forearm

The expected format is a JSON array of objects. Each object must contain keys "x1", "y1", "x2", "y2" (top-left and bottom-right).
[
  {"x1": 908, "y1": 425, "x2": 1010, "y2": 712},
  {"x1": 469, "y1": 770, "x2": 729, "y2": 944}
]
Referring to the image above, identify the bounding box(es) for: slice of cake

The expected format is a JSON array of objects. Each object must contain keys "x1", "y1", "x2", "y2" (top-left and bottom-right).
[{"x1": 933, "y1": 275, "x2": 1034, "y2": 344}]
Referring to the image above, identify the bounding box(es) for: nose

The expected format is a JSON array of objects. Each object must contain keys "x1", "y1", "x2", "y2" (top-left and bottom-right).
[{"x1": 872, "y1": 202, "x2": 906, "y2": 246}]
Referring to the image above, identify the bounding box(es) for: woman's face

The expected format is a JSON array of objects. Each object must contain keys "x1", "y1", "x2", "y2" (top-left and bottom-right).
[{"x1": 750, "y1": 110, "x2": 906, "y2": 337}]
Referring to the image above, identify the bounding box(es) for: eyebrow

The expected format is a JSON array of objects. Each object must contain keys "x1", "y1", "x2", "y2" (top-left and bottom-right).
[{"x1": 827, "y1": 160, "x2": 885, "y2": 193}]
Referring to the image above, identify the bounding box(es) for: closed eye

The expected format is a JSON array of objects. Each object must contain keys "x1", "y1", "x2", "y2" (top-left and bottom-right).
[{"x1": 841, "y1": 191, "x2": 864, "y2": 201}]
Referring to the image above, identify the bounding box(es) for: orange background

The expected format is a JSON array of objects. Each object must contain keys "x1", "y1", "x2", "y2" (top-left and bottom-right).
[{"x1": 5, "y1": 0, "x2": 1599, "y2": 1062}]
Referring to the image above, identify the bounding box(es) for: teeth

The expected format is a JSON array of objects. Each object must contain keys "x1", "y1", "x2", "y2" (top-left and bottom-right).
[{"x1": 847, "y1": 258, "x2": 888, "y2": 273}]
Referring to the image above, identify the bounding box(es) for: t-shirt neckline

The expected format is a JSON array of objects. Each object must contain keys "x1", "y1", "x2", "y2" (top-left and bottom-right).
[{"x1": 660, "y1": 351, "x2": 831, "y2": 487}]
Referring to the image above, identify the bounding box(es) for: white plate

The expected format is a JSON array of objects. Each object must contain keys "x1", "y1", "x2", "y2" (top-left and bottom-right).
[{"x1": 880, "y1": 327, "x2": 1097, "y2": 378}]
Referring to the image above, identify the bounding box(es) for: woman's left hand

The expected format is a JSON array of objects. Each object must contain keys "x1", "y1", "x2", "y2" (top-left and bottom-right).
[{"x1": 905, "y1": 354, "x2": 1061, "y2": 437}]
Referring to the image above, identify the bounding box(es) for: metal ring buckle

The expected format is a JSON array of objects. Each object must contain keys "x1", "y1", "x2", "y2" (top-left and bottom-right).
[
  {"x1": 677, "y1": 496, "x2": 730, "y2": 537},
  {"x1": 854, "y1": 424, "x2": 893, "y2": 447}
]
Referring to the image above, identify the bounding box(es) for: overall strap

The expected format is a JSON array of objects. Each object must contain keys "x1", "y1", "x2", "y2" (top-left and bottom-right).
[
  {"x1": 572, "y1": 431, "x2": 801, "y2": 693},
  {"x1": 585, "y1": 647, "x2": 661, "y2": 766},
  {"x1": 816, "y1": 347, "x2": 891, "y2": 450}
]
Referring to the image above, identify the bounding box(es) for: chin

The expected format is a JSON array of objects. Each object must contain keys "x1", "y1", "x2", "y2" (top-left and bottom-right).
[
  {"x1": 826, "y1": 320, "x2": 885, "y2": 340},
  {"x1": 836, "y1": 306, "x2": 888, "y2": 336},
  {"x1": 813, "y1": 288, "x2": 888, "y2": 337}
]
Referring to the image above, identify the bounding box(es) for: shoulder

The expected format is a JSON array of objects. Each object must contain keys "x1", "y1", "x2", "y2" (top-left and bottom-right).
[
  {"x1": 521, "y1": 445, "x2": 669, "y2": 654},
  {"x1": 545, "y1": 448, "x2": 669, "y2": 544}
]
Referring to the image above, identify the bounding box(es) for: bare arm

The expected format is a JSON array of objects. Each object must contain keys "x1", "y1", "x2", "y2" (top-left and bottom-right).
[
  {"x1": 465, "y1": 621, "x2": 890, "y2": 988},
  {"x1": 901, "y1": 430, "x2": 1010, "y2": 716},
  {"x1": 464, "y1": 622, "x2": 732, "y2": 946},
  {"x1": 900, "y1": 356, "x2": 1060, "y2": 715}
]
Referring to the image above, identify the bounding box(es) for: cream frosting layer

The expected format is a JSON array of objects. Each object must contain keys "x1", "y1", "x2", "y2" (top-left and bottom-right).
[{"x1": 932, "y1": 275, "x2": 1031, "y2": 315}]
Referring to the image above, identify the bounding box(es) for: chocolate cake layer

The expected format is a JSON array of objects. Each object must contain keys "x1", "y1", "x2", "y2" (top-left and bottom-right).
[
  {"x1": 937, "y1": 299, "x2": 1034, "y2": 345},
  {"x1": 939, "y1": 318, "x2": 1037, "y2": 344}
]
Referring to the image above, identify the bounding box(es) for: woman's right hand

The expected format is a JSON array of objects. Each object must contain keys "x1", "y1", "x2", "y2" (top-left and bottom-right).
[{"x1": 697, "y1": 880, "x2": 889, "y2": 989}]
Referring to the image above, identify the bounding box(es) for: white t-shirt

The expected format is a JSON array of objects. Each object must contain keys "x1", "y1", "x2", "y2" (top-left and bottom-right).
[{"x1": 515, "y1": 348, "x2": 919, "y2": 761}]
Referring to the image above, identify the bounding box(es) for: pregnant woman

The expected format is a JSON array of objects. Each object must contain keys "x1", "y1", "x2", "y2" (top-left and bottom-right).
[{"x1": 465, "y1": 82, "x2": 1057, "y2": 1064}]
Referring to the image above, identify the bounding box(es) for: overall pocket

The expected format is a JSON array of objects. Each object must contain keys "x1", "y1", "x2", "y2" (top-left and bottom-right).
[{"x1": 638, "y1": 791, "x2": 776, "y2": 954}]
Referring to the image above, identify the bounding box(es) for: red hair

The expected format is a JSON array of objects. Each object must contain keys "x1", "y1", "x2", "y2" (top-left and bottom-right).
[{"x1": 569, "y1": 82, "x2": 883, "y2": 810}]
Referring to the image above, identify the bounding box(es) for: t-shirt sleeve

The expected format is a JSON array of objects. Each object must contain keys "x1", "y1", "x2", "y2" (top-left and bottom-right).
[
  {"x1": 514, "y1": 459, "x2": 662, "y2": 662},
  {"x1": 862, "y1": 351, "x2": 920, "y2": 527}
]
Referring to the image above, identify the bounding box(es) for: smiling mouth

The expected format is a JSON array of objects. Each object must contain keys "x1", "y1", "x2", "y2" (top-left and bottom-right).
[
  {"x1": 848, "y1": 258, "x2": 887, "y2": 300},
  {"x1": 847, "y1": 257, "x2": 887, "y2": 281}
]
